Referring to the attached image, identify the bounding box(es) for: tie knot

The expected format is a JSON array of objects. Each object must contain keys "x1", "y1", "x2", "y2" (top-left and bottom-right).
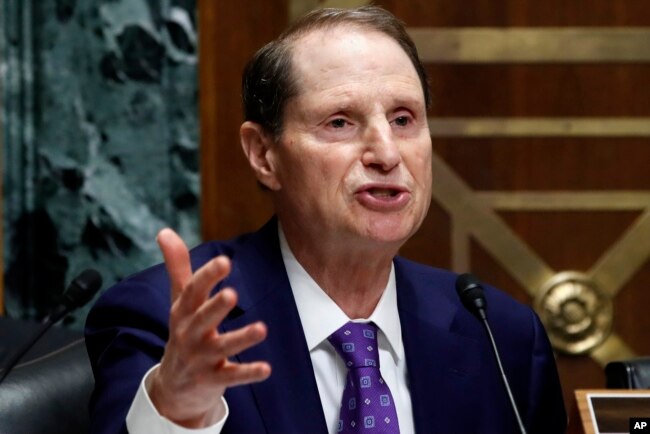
[{"x1": 328, "y1": 322, "x2": 380, "y2": 369}]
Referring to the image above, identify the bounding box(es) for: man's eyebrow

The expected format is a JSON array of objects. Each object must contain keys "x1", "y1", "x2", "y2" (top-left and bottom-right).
[
  {"x1": 314, "y1": 98, "x2": 358, "y2": 114},
  {"x1": 391, "y1": 96, "x2": 426, "y2": 110},
  {"x1": 331, "y1": 103, "x2": 356, "y2": 112}
]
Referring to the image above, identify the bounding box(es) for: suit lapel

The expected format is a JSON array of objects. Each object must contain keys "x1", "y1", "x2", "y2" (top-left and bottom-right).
[
  {"x1": 220, "y1": 219, "x2": 328, "y2": 434},
  {"x1": 395, "y1": 259, "x2": 482, "y2": 434}
]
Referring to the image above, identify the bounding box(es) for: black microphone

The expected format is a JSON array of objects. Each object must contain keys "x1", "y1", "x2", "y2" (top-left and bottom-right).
[
  {"x1": 455, "y1": 273, "x2": 527, "y2": 434},
  {"x1": 0, "y1": 269, "x2": 103, "y2": 385},
  {"x1": 43, "y1": 269, "x2": 103, "y2": 324}
]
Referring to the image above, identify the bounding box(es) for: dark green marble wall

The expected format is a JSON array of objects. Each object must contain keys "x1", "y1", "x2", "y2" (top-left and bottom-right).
[{"x1": 1, "y1": 0, "x2": 199, "y2": 328}]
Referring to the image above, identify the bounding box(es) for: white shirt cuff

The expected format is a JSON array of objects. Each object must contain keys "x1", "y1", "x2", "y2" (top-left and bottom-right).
[{"x1": 126, "y1": 364, "x2": 229, "y2": 434}]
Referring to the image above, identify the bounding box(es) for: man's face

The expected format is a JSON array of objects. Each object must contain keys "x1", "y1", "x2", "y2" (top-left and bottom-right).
[{"x1": 268, "y1": 26, "x2": 432, "y2": 251}]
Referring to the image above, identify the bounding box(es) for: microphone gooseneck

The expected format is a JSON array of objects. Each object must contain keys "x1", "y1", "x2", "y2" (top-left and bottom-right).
[
  {"x1": 455, "y1": 273, "x2": 527, "y2": 434},
  {"x1": 0, "y1": 269, "x2": 103, "y2": 385}
]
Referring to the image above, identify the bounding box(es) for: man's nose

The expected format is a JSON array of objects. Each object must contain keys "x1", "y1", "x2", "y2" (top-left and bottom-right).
[{"x1": 361, "y1": 120, "x2": 401, "y2": 172}]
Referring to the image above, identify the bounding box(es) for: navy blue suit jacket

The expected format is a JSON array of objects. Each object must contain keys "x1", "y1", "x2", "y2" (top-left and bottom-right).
[{"x1": 86, "y1": 218, "x2": 566, "y2": 433}]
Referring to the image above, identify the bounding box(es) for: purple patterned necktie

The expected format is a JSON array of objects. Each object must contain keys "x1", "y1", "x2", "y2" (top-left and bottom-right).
[{"x1": 328, "y1": 322, "x2": 400, "y2": 433}]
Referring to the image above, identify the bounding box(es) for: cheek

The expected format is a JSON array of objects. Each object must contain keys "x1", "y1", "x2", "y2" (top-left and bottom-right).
[
  {"x1": 285, "y1": 150, "x2": 342, "y2": 194},
  {"x1": 408, "y1": 143, "x2": 433, "y2": 181},
  {"x1": 276, "y1": 139, "x2": 316, "y2": 184},
  {"x1": 317, "y1": 150, "x2": 358, "y2": 182}
]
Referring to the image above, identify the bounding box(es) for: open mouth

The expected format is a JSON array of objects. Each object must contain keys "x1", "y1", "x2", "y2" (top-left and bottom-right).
[
  {"x1": 367, "y1": 187, "x2": 401, "y2": 198},
  {"x1": 355, "y1": 184, "x2": 410, "y2": 211}
]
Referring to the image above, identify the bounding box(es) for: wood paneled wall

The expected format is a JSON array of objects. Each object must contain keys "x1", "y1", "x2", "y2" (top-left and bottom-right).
[{"x1": 199, "y1": 1, "x2": 285, "y2": 240}]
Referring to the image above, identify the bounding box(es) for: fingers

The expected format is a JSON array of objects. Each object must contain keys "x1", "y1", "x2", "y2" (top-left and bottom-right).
[
  {"x1": 212, "y1": 360, "x2": 272, "y2": 388},
  {"x1": 203, "y1": 321, "x2": 267, "y2": 361},
  {"x1": 193, "y1": 287, "x2": 238, "y2": 331},
  {"x1": 182, "y1": 256, "x2": 232, "y2": 312},
  {"x1": 158, "y1": 227, "x2": 233, "y2": 313},
  {"x1": 157, "y1": 228, "x2": 192, "y2": 302}
]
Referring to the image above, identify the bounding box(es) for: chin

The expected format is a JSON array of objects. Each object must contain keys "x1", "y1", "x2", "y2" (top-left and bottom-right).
[{"x1": 360, "y1": 216, "x2": 419, "y2": 247}]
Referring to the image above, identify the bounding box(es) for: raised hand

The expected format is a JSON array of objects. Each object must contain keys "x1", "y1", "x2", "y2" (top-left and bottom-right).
[{"x1": 148, "y1": 228, "x2": 271, "y2": 428}]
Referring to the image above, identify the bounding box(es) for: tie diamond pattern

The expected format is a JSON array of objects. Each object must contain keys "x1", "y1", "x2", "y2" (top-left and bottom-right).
[{"x1": 328, "y1": 322, "x2": 400, "y2": 433}]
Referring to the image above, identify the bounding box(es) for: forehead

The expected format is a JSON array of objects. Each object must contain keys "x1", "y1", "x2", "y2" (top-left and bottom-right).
[{"x1": 287, "y1": 25, "x2": 421, "y2": 97}]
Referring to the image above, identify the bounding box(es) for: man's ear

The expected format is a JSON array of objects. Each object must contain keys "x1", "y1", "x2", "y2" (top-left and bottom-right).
[{"x1": 240, "y1": 121, "x2": 281, "y2": 191}]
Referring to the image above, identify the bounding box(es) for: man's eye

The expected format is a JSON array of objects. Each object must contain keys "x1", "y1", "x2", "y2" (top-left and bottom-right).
[
  {"x1": 329, "y1": 118, "x2": 348, "y2": 128},
  {"x1": 393, "y1": 116, "x2": 410, "y2": 127}
]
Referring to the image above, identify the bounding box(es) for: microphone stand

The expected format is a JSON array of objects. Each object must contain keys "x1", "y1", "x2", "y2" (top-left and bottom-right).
[
  {"x1": 456, "y1": 273, "x2": 527, "y2": 434},
  {"x1": 478, "y1": 309, "x2": 527, "y2": 434},
  {"x1": 0, "y1": 269, "x2": 102, "y2": 385},
  {"x1": 0, "y1": 313, "x2": 63, "y2": 384}
]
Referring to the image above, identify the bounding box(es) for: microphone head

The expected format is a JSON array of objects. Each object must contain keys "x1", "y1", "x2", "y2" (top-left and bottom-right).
[
  {"x1": 455, "y1": 273, "x2": 487, "y2": 318},
  {"x1": 62, "y1": 269, "x2": 103, "y2": 309}
]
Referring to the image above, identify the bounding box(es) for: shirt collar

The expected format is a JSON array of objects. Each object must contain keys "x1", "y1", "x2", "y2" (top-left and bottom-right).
[{"x1": 278, "y1": 224, "x2": 403, "y2": 362}]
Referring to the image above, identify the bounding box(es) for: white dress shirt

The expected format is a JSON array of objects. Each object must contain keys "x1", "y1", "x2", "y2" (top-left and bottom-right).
[
  {"x1": 279, "y1": 228, "x2": 415, "y2": 434},
  {"x1": 126, "y1": 226, "x2": 414, "y2": 433}
]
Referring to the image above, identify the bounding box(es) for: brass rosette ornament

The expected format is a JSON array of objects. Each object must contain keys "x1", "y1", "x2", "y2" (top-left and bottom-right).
[{"x1": 534, "y1": 271, "x2": 613, "y2": 355}]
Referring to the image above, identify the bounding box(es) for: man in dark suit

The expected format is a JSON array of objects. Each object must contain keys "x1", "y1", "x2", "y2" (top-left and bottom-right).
[{"x1": 86, "y1": 6, "x2": 566, "y2": 434}]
